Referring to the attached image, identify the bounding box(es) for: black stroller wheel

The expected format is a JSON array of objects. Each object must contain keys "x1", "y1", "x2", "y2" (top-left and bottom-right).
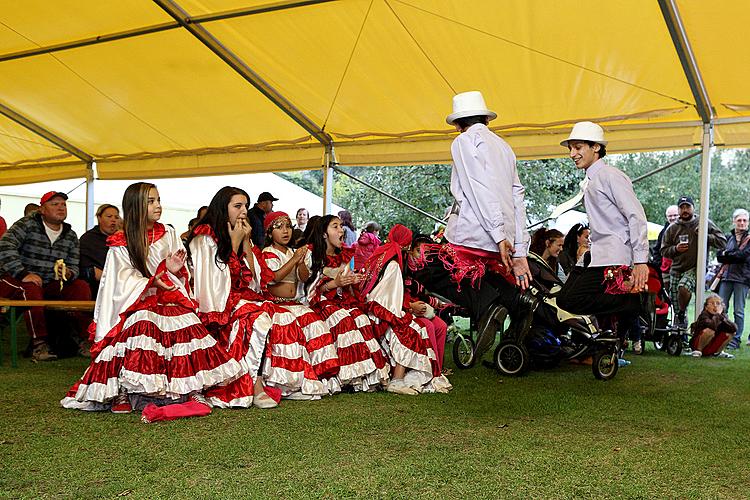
[
  {"x1": 666, "y1": 335, "x2": 683, "y2": 356},
  {"x1": 493, "y1": 341, "x2": 529, "y2": 376},
  {"x1": 452, "y1": 335, "x2": 476, "y2": 369},
  {"x1": 592, "y1": 349, "x2": 619, "y2": 380}
]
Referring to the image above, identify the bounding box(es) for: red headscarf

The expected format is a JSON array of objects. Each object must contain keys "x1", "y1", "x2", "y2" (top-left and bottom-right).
[
  {"x1": 263, "y1": 211, "x2": 291, "y2": 232},
  {"x1": 360, "y1": 224, "x2": 412, "y2": 296}
]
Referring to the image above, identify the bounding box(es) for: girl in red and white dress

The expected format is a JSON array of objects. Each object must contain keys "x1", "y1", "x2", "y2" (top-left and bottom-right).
[
  {"x1": 262, "y1": 211, "x2": 340, "y2": 394},
  {"x1": 191, "y1": 188, "x2": 328, "y2": 404},
  {"x1": 61, "y1": 182, "x2": 242, "y2": 414},
  {"x1": 187, "y1": 186, "x2": 281, "y2": 409},
  {"x1": 360, "y1": 224, "x2": 451, "y2": 394},
  {"x1": 306, "y1": 215, "x2": 390, "y2": 392}
]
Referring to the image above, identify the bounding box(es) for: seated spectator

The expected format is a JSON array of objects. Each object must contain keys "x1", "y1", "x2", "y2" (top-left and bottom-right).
[
  {"x1": 0, "y1": 191, "x2": 92, "y2": 360},
  {"x1": 180, "y1": 217, "x2": 199, "y2": 244},
  {"x1": 689, "y1": 294, "x2": 736, "y2": 358},
  {"x1": 353, "y1": 221, "x2": 382, "y2": 270},
  {"x1": 24, "y1": 203, "x2": 39, "y2": 217},
  {"x1": 338, "y1": 210, "x2": 357, "y2": 247},
  {"x1": 559, "y1": 223, "x2": 589, "y2": 278},
  {"x1": 291, "y1": 207, "x2": 309, "y2": 248},
  {"x1": 527, "y1": 228, "x2": 565, "y2": 291},
  {"x1": 79, "y1": 204, "x2": 120, "y2": 298}
]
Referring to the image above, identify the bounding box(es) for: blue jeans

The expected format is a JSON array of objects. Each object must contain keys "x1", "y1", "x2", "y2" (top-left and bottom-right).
[{"x1": 718, "y1": 280, "x2": 749, "y2": 344}]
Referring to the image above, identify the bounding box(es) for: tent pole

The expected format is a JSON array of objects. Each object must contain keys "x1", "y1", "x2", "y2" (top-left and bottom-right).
[
  {"x1": 694, "y1": 123, "x2": 713, "y2": 320},
  {"x1": 322, "y1": 146, "x2": 334, "y2": 215},
  {"x1": 85, "y1": 163, "x2": 95, "y2": 230}
]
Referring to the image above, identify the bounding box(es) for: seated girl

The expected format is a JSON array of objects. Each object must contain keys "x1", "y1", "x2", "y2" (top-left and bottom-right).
[
  {"x1": 360, "y1": 224, "x2": 451, "y2": 395},
  {"x1": 405, "y1": 234, "x2": 450, "y2": 375},
  {"x1": 689, "y1": 294, "x2": 736, "y2": 358},
  {"x1": 306, "y1": 215, "x2": 390, "y2": 392},
  {"x1": 527, "y1": 228, "x2": 565, "y2": 292},
  {"x1": 262, "y1": 211, "x2": 340, "y2": 394},
  {"x1": 61, "y1": 182, "x2": 243, "y2": 414},
  {"x1": 187, "y1": 186, "x2": 284, "y2": 409}
]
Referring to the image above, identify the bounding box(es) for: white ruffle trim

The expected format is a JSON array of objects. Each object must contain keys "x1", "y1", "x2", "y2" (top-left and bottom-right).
[
  {"x1": 122, "y1": 309, "x2": 201, "y2": 332},
  {"x1": 95, "y1": 333, "x2": 219, "y2": 363},
  {"x1": 66, "y1": 358, "x2": 243, "y2": 404}
]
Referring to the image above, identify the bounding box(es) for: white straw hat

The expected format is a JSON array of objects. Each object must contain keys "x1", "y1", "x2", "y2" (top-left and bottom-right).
[
  {"x1": 446, "y1": 91, "x2": 497, "y2": 125},
  {"x1": 560, "y1": 121, "x2": 608, "y2": 147}
]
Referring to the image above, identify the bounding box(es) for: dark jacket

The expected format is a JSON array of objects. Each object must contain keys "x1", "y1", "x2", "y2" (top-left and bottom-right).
[
  {"x1": 247, "y1": 205, "x2": 266, "y2": 247},
  {"x1": 0, "y1": 213, "x2": 80, "y2": 284},
  {"x1": 690, "y1": 310, "x2": 736, "y2": 337},
  {"x1": 661, "y1": 215, "x2": 726, "y2": 273},
  {"x1": 717, "y1": 229, "x2": 750, "y2": 285},
  {"x1": 79, "y1": 225, "x2": 110, "y2": 282}
]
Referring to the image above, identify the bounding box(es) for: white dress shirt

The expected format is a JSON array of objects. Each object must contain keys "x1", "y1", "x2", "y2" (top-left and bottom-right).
[
  {"x1": 583, "y1": 159, "x2": 649, "y2": 267},
  {"x1": 445, "y1": 123, "x2": 530, "y2": 256}
]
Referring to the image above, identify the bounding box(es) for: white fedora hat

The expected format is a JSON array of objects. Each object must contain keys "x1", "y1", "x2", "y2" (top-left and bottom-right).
[
  {"x1": 560, "y1": 121, "x2": 608, "y2": 147},
  {"x1": 446, "y1": 91, "x2": 497, "y2": 125}
]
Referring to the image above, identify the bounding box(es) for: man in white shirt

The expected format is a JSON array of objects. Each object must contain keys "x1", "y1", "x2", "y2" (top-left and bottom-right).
[
  {"x1": 556, "y1": 122, "x2": 649, "y2": 318},
  {"x1": 436, "y1": 91, "x2": 534, "y2": 359}
]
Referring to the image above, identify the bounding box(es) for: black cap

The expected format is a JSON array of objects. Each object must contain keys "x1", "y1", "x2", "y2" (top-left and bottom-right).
[
  {"x1": 257, "y1": 192, "x2": 278, "y2": 203},
  {"x1": 677, "y1": 196, "x2": 694, "y2": 207}
]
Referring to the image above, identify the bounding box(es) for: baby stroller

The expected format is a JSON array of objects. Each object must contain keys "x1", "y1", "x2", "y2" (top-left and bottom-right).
[
  {"x1": 451, "y1": 254, "x2": 621, "y2": 380},
  {"x1": 638, "y1": 265, "x2": 689, "y2": 356}
]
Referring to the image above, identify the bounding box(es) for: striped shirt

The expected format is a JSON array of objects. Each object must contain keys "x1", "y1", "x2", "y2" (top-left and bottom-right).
[{"x1": 0, "y1": 213, "x2": 80, "y2": 284}]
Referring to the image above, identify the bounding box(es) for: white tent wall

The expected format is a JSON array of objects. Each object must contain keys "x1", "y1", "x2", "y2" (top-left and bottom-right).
[{"x1": 0, "y1": 173, "x2": 344, "y2": 237}]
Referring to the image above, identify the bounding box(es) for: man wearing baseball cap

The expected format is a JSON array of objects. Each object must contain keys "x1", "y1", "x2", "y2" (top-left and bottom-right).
[
  {"x1": 556, "y1": 122, "x2": 651, "y2": 324},
  {"x1": 248, "y1": 191, "x2": 278, "y2": 246},
  {"x1": 660, "y1": 195, "x2": 726, "y2": 327},
  {"x1": 0, "y1": 190, "x2": 92, "y2": 361}
]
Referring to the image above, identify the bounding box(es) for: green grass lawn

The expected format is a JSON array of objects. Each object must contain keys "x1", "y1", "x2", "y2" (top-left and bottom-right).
[{"x1": 1, "y1": 327, "x2": 749, "y2": 499}]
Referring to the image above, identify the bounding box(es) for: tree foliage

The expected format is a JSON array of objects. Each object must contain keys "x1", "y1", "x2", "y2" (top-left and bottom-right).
[{"x1": 278, "y1": 149, "x2": 750, "y2": 236}]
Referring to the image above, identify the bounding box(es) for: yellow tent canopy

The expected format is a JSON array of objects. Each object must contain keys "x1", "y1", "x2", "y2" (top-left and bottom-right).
[{"x1": 1, "y1": 0, "x2": 748, "y2": 185}]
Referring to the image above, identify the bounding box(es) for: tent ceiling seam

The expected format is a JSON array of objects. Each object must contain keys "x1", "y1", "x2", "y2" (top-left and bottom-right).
[
  {"x1": 394, "y1": 0, "x2": 694, "y2": 108},
  {"x1": 0, "y1": 0, "x2": 334, "y2": 63},
  {"x1": 153, "y1": 0, "x2": 332, "y2": 147},
  {"x1": 322, "y1": 0, "x2": 375, "y2": 128},
  {"x1": 384, "y1": 0, "x2": 456, "y2": 94}
]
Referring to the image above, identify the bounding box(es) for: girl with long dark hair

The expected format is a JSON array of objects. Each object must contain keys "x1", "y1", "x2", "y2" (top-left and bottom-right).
[
  {"x1": 306, "y1": 215, "x2": 390, "y2": 391},
  {"x1": 62, "y1": 182, "x2": 242, "y2": 414},
  {"x1": 187, "y1": 186, "x2": 283, "y2": 408}
]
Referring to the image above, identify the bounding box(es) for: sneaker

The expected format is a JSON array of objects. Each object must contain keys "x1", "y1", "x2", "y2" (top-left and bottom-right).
[
  {"x1": 111, "y1": 393, "x2": 132, "y2": 414},
  {"x1": 715, "y1": 351, "x2": 735, "y2": 359},
  {"x1": 190, "y1": 393, "x2": 212, "y2": 408},
  {"x1": 31, "y1": 342, "x2": 58, "y2": 362},
  {"x1": 726, "y1": 342, "x2": 739, "y2": 350},
  {"x1": 691, "y1": 350, "x2": 703, "y2": 358},
  {"x1": 618, "y1": 358, "x2": 631, "y2": 367},
  {"x1": 633, "y1": 340, "x2": 643, "y2": 354}
]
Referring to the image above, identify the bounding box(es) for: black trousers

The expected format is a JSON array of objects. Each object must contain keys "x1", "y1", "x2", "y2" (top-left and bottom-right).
[
  {"x1": 557, "y1": 265, "x2": 641, "y2": 317},
  {"x1": 413, "y1": 260, "x2": 522, "y2": 323}
]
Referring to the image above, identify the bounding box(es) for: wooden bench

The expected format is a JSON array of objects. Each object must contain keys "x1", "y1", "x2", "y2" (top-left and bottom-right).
[{"x1": 0, "y1": 300, "x2": 95, "y2": 368}]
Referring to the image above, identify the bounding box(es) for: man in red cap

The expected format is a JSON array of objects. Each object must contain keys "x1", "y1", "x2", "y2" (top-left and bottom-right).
[{"x1": 0, "y1": 191, "x2": 92, "y2": 361}]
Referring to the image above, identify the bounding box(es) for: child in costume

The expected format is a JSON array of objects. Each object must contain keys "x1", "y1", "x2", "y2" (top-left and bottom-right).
[
  {"x1": 360, "y1": 225, "x2": 451, "y2": 394},
  {"x1": 306, "y1": 215, "x2": 390, "y2": 391},
  {"x1": 61, "y1": 182, "x2": 242, "y2": 415},
  {"x1": 262, "y1": 211, "x2": 339, "y2": 394}
]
